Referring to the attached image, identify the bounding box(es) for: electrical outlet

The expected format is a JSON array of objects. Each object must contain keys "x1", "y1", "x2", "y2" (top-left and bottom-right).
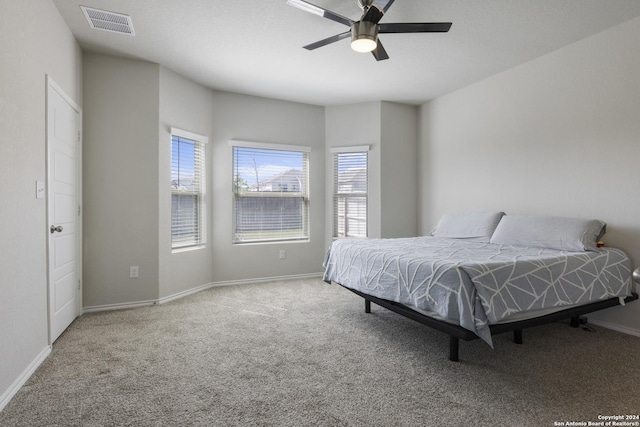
[
  {"x1": 129, "y1": 266, "x2": 139, "y2": 278},
  {"x1": 279, "y1": 250, "x2": 286, "y2": 260}
]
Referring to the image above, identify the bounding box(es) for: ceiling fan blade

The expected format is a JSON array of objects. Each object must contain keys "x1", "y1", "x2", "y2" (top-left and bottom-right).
[
  {"x1": 372, "y1": 0, "x2": 396, "y2": 13},
  {"x1": 371, "y1": 40, "x2": 389, "y2": 61},
  {"x1": 379, "y1": 22, "x2": 452, "y2": 33},
  {"x1": 362, "y1": 4, "x2": 385, "y2": 24},
  {"x1": 287, "y1": 0, "x2": 354, "y2": 27},
  {"x1": 303, "y1": 31, "x2": 351, "y2": 50}
]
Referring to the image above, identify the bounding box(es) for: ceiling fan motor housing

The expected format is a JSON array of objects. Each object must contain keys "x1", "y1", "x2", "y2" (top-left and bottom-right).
[
  {"x1": 351, "y1": 20, "x2": 378, "y2": 51},
  {"x1": 357, "y1": 0, "x2": 375, "y2": 9}
]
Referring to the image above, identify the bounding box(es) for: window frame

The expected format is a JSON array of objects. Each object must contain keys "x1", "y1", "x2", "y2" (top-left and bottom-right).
[
  {"x1": 331, "y1": 145, "x2": 369, "y2": 239},
  {"x1": 230, "y1": 140, "x2": 311, "y2": 244},
  {"x1": 170, "y1": 127, "x2": 208, "y2": 252}
]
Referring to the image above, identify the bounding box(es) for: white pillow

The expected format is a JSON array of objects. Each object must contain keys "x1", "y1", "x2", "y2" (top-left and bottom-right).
[
  {"x1": 489, "y1": 215, "x2": 606, "y2": 251},
  {"x1": 430, "y1": 211, "x2": 505, "y2": 242}
]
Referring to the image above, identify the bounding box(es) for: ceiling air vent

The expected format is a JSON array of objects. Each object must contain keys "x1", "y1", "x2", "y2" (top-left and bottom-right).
[{"x1": 80, "y1": 6, "x2": 135, "y2": 36}]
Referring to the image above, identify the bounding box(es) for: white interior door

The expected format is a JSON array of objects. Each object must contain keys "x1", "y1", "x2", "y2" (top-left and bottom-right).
[{"x1": 47, "y1": 76, "x2": 82, "y2": 343}]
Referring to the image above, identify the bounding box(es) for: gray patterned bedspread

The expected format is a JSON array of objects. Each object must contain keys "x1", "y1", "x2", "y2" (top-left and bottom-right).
[{"x1": 322, "y1": 237, "x2": 632, "y2": 346}]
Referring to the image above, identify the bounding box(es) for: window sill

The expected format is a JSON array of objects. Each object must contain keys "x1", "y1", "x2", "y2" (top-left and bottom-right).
[
  {"x1": 171, "y1": 245, "x2": 206, "y2": 254},
  {"x1": 232, "y1": 238, "x2": 310, "y2": 246}
]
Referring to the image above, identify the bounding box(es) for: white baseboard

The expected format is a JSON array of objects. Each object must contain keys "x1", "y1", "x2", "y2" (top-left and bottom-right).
[
  {"x1": 589, "y1": 319, "x2": 640, "y2": 338},
  {"x1": 83, "y1": 272, "x2": 324, "y2": 313},
  {"x1": 0, "y1": 345, "x2": 51, "y2": 412},
  {"x1": 157, "y1": 281, "x2": 217, "y2": 305},
  {"x1": 206, "y1": 272, "x2": 324, "y2": 289},
  {"x1": 83, "y1": 299, "x2": 156, "y2": 313}
]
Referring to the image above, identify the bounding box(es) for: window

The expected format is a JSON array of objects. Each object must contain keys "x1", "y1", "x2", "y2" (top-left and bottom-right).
[
  {"x1": 171, "y1": 128, "x2": 207, "y2": 250},
  {"x1": 332, "y1": 146, "x2": 369, "y2": 238},
  {"x1": 231, "y1": 140, "x2": 310, "y2": 243}
]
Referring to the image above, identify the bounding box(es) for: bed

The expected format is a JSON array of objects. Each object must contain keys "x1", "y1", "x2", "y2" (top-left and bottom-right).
[{"x1": 322, "y1": 212, "x2": 638, "y2": 361}]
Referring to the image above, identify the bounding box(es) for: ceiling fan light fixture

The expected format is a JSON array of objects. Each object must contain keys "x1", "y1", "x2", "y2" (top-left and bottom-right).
[
  {"x1": 351, "y1": 20, "x2": 377, "y2": 53},
  {"x1": 351, "y1": 36, "x2": 377, "y2": 52}
]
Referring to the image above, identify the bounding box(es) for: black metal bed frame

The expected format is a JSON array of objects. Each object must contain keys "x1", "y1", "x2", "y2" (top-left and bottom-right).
[{"x1": 342, "y1": 285, "x2": 639, "y2": 362}]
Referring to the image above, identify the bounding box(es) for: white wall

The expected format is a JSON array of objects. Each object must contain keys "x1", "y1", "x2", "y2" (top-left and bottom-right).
[
  {"x1": 211, "y1": 92, "x2": 326, "y2": 282},
  {"x1": 158, "y1": 67, "x2": 214, "y2": 299},
  {"x1": 419, "y1": 17, "x2": 640, "y2": 333},
  {"x1": 83, "y1": 53, "x2": 160, "y2": 307},
  {"x1": 0, "y1": 0, "x2": 82, "y2": 409}
]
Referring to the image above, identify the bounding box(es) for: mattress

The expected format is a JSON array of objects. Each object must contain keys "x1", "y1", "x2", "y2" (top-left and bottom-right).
[{"x1": 322, "y1": 236, "x2": 632, "y2": 346}]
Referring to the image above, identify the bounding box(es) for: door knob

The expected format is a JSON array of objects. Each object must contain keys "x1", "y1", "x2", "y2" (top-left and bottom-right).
[{"x1": 50, "y1": 225, "x2": 63, "y2": 233}]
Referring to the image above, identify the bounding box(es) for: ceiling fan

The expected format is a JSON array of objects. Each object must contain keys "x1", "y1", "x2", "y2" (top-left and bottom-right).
[{"x1": 287, "y1": 0, "x2": 452, "y2": 61}]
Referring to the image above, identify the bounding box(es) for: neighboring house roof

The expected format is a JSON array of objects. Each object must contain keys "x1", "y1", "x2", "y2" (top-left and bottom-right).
[
  {"x1": 250, "y1": 169, "x2": 303, "y2": 192},
  {"x1": 337, "y1": 168, "x2": 367, "y2": 193}
]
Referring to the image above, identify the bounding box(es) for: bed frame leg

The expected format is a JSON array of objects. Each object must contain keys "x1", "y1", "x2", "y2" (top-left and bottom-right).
[
  {"x1": 514, "y1": 329, "x2": 523, "y2": 344},
  {"x1": 570, "y1": 317, "x2": 580, "y2": 328},
  {"x1": 449, "y1": 336, "x2": 459, "y2": 362},
  {"x1": 365, "y1": 299, "x2": 371, "y2": 314}
]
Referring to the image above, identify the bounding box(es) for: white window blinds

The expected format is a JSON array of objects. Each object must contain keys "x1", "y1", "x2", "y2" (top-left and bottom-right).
[
  {"x1": 171, "y1": 131, "x2": 206, "y2": 249},
  {"x1": 332, "y1": 147, "x2": 368, "y2": 238},
  {"x1": 231, "y1": 141, "x2": 310, "y2": 243}
]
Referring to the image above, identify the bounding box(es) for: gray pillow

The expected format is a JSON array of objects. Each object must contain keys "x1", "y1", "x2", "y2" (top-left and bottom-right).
[
  {"x1": 489, "y1": 215, "x2": 606, "y2": 251},
  {"x1": 430, "y1": 211, "x2": 505, "y2": 242}
]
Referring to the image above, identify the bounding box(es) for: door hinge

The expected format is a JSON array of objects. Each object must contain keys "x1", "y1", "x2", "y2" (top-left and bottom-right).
[
  {"x1": 77, "y1": 130, "x2": 81, "y2": 142},
  {"x1": 77, "y1": 279, "x2": 81, "y2": 290},
  {"x1": 78, "y1": 205, "x2": 81, "y2": 216}
]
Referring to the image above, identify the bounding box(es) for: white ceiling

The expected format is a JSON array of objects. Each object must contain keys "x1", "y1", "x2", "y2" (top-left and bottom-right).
[{"x1": 53, "y1": 0, "x2": 640, "y2": 106}]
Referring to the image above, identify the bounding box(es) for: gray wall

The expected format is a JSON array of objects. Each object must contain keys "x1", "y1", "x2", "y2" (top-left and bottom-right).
[
  {"x1": 158, "y1": 67, "x2": 214, "y2": 299},
  {"x1": 419, "y1": 16, "x2": 640, "y2": 334},
  {"x1": 211, "y1": 91, "x2": 326, "y2": 282},
  {"x1": 82, "y1": 54, "x2": 327, "y2": 308},
  {"x1": 325, "y1": 101, "x2": 418, "y2": 247},
  {"x1": 0, "y1": 0, "x2": 82, "y2": 408},
  {"x1": 83, "y1": 54, "x2": 160, "y2": 307},
  {"x1": 325, "y1": 102, "x2": 382, "y2": 244},
  {"x1": 380, "y1": 102, "x2": 418, "y2": 238}
]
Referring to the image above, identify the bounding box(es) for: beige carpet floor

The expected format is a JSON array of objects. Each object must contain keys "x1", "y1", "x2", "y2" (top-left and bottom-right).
[{"x1": 1, "y1": 278, "x2": 639, "y2": 426}]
